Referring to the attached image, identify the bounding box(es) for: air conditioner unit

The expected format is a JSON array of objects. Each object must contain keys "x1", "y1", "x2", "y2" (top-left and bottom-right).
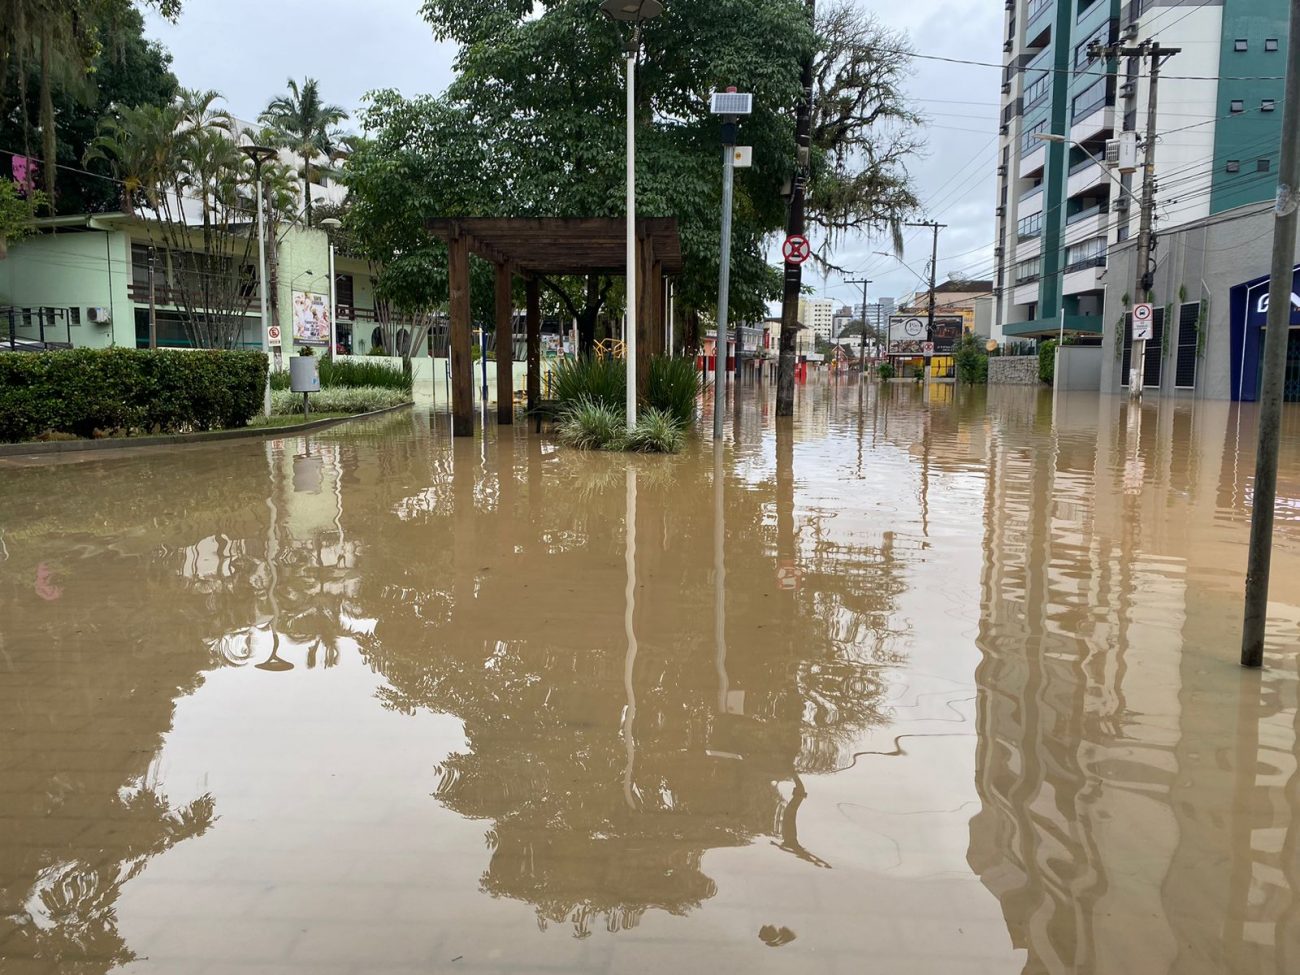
[
  {"x1": 1106, "y1": 131, "x2": 1139, "y2": 173},
  {"x1": 995, "y1": 206, "x2": 1006, "y2": 217},
  {"x1": 1000, "y1": 122, "x2": 1009, "y2": 135},
  {"x1": 1119, "y1": 80, "x2": 1136, "y2": 98},
  {"x1": 994, "y1": 246, "x2": 1005, "y2": 257},
  {"x1": 1002, "y1": 81, "x2": 1012, "y2": 94},
  {"x1": 1122, "y1": 23, "x2": 1138, "y2": 41},
  {"x1": 1113, "y1": 195, "x2": 1130, "y2": 212},
  {"x1": 1004, "y1": 38, "x2": 1014, "y2": 52},
  {"x1": 87, "y1": 307, "x2": 111, "y2": 324},
  {"x1": 997, "y1": 165, "x2": 1008, "y2": 175}
]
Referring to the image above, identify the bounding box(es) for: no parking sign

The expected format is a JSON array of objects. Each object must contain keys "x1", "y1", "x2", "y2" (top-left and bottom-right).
[{"x1": 1132, "y1": 303, "x2": 1154, "y2": 341}]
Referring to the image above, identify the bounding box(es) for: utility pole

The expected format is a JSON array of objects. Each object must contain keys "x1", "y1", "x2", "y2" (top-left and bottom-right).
[
  {"x1": 776, "y1": 0, "x2": 815, "y2": 417},
  {"x1": 847, "y1": 277, "x2": 871, "y2": 377},
  {"x1": 147, "y1": 246, "x2": 158, "y2": 349},
  {"x1": 1092, "y1": 38, "x2": 1179, "y2": 398},
  {"x1": 1241, "y1": 0, "x2": 1300, "y2": 668},
  {"x1": 906, "y1": 221, "x2": 944, "y2": 389}
]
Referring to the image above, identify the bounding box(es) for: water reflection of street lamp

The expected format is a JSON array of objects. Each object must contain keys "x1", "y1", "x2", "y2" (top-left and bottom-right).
[
  {"x1": 599, "y1": 0, "x2": 664, "y2": 430},
  {"x1": 241, "y1": 144, "x2": 278, "y2": 416}
]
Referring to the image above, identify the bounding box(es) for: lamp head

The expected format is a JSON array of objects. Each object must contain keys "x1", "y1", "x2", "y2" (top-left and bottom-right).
[
  {"x1": 319, "y1": 218, "x2": 342, "y2": 229},
  {"x1": 240, "y1": 144, "x2": 278, "y2": 169},
  {"x1": 1034, "y1": 133, "x2": 1067, "y2": 144}
]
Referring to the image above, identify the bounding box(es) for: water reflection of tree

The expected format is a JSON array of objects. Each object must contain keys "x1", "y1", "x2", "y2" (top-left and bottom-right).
[{"x1": 352, "y1": 428, "x2": 909, "y2": 935}]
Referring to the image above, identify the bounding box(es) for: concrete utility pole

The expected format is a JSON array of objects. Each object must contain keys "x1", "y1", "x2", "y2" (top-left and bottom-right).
[
  {"x1": 907, "y1": 221, "x2": 944, "y2": 389},
  {"x1": 847, "y1": 277, "x2": 872, "y2": 376},
  {"x1": 1241, "y1": 0, "x2": 1300, "y2": 668},
  {"x1": 1092, "y1": 38, "x2": 1179, "y2": 397},
  {"x1": 776, "y1": 0, "x2": 815, "y2": 417}
]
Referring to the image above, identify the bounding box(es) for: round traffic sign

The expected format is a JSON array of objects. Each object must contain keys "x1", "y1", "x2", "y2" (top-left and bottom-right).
[
  {"x1": 267, "y1": 325, "x2": 282, "y2": 344},
  {"x1": 782, "y1": 235, "x2": 811, "y2": 264},
  {"x1": 1133, "y1": 302, "x2": 1154, "y2": 323}
]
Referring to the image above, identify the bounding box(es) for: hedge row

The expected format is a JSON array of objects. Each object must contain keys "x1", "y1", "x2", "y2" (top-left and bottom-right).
[{"x1": 0, "y1": 348, "x2": 268, "y2": 442}]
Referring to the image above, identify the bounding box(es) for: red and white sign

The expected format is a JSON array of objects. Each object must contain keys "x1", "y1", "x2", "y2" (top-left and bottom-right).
[
  {"x1": 782, "y1": 235, "x2": 811, "y2": 264},
  {"x1": 267, "y1": 325, "x2": 282, "y2": 346},
  {"x1": 1132, "y1": 302, "x2": 1154, "y2": 341},
  {"x1": 776, "y1": 560, "x2": 801, "y2": 591},
  {"x1": 922, "y1": 341, "x2": 935, "y2": 356}
]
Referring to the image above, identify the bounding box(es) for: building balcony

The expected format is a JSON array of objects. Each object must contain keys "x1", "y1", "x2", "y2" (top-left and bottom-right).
[
  {"x1": 1015, "y1": 235, "x2": 1043, "y2": 261},
  {"x1": 1019, "y1": 186, "x2": 1045, "y2": 217},
  {"x1": 1064, "y1": 206, "x2": 1109, "y2": 244},
  {"x1": 1067, "y1": 160, "x2": 1107, "y2": 198},
  {"x1": 1070, "y1": 104, "x2": 1115, "y2": 144},
  {"x1": 1018, "y1": 144, "x2": 1047, "y2": 179},
  {"x1": 1013, "y1": 281, "x2": 1040, "y2": 307},
  {"x1": 1004, "y1": 313, "x2": 1103, "y2": 338},
  {"x1": 1063, "y1": 260, "x2": 1106, "y2": 295}
]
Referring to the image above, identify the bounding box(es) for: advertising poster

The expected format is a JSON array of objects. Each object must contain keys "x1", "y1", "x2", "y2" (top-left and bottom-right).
[
  {"x1": 292, "y1": 290, "x2": 331, "y2": 347},
  {"x1": 888, "y1": 315, "x2": 965, "y2": 355}
]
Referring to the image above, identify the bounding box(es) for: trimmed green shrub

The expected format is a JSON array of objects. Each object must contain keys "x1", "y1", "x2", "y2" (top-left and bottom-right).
[
  {"x1": 271, "y1": 386, "x2": 409, "y2": 415},
  {"x1": 1038, "y1": 339, "x2": 1057, "y2": 384},
  {"x1": 270, "y1": 355, "x2": 411, "y2": 391},
  {"x1": 648, "y1": 355, "x2": 702, "y2": 426},
  {"x1": 625, "y1": 407, "x2": 685, "y2": 453},
  {"x1": 0, "y1": 348, "x2": 267, "y2": 442},
  {"x1": 555, "y1": 397, "x2": 686, "y2": 454},
  {"x1": 550, "y1": 356, "x2": 626, "y2": 411},
  {"x1": 877, "y1": 362, "x2": 895, "y2": 380}
]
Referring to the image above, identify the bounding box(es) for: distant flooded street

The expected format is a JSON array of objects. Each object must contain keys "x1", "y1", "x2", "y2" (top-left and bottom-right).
[{"x1": 3, "y1": 381, "x2": 1300, "y2": 974}]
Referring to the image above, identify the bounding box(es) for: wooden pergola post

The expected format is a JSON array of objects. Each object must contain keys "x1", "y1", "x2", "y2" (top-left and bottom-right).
[
  {"x1": 651, "y1": 261, "x2": 665, "y2": 358},
  {"x1": 495, "y1": 262, "x2": 514, "y2": 425},
  {"x1": 449, "y1": 231, "x2": 473, "y2": 437},
  {"x1": 525, "y1": 277, "x2": 541, "y2": 412}
]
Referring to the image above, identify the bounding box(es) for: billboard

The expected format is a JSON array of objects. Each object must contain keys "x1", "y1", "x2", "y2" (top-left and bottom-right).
[
  {"x1": 888, "y1": 315, "x2": 964, "y2": 355},
  {"x1": 291, "y1": 290, "x2": 331, "y2": 346}
]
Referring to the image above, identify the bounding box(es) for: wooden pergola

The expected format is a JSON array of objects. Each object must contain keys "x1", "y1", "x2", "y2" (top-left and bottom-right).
[{"x1": 426, "y1": 217, "x2": 683, "y2": 436}]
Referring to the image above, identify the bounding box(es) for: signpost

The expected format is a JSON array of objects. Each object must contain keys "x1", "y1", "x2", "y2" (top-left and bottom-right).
[
  {"x1": 921, "y1": 341, "x2": 935, "y2": 356},
  {"x1": 782, "y1": 235, "x2": 810, "y2": 265}
]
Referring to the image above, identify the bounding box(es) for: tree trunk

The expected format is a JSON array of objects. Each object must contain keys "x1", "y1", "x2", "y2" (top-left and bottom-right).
[
  {"x1": 577, "y1": 273, "x2": 600, "y2": 356},
  {"x1": 776, "y1": 0, "x2": 815, "y2": 417},
  {"x1": 684, "y1": 308, "x2": 700, "y2": 357}
]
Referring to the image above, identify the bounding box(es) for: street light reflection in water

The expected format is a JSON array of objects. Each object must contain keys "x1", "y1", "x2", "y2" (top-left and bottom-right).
[{"x1": 0, "y1": 383, "x2": 1298, "y2": 973}]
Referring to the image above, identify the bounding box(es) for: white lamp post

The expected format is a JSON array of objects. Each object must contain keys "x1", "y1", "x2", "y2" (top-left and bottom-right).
[
  {"x1": 600, "y1": 0, "x2": 663, "y2": 430},
  {"x1": 241, "y1": 145, "x2": 278, "y2": 417},
  {"x1": 320, "y1": 217, "x2": 342, "y2": 357}
]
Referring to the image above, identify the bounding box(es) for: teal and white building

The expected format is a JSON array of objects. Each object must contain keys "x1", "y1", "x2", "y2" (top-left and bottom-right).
[{"x1": 993, "y1": 0, "x2": 1295, "y2": 400}]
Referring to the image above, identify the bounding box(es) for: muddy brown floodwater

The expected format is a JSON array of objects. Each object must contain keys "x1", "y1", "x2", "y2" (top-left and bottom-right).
[{"x1": 2, "y1": 381, "x2": 1300, "y2": 974}]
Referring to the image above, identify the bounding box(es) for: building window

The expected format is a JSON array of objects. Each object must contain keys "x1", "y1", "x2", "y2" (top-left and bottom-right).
[
  {"x1": 1234, "y1": 39, "x2": 1248, "y2": 52},
  {"x1": 1066, "y1": 236, "x2": 1107, "y2": 271},
  {"x1": 1074, "y1": 20, "x2": 1113, "y2": 68},
  {"x1": 1020, "y1": 117, "x2": 1050, "y2": 154},
  {"x1": 69, "y1": 307, "x2": 81, "y2": 326},
  {"x1": 1015, "y1": 256, "x2": 1042, "y2": 284},
  {"x1": 1262, "y1": 99, "x2": 1276, "y2": 112},
  {"x1": 1024, "y1": 68, "x2": 1051, "y2": 109},
  {"x1": 1071, "y1": 78, "x2": 1110, "y2": 120},
  {"x1": 1226, "y1": 159, "x2": 1240, "y2": 173},
  {"x1": 1017, "y1": 211, "x2": 1043, "y2": 239},
  {"x1": 1230, "y1": 99, "x2": 1245, "y2": 113},
  {"x1": 1258, "y1": 158, "x2": 1271, "y2": 173},
  {"x1": 1265, "y1": 38, "x2": 1279, "y2": 52}
]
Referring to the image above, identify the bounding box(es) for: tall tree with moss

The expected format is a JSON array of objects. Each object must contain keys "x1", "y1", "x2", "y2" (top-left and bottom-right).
[{"x1": 0, "y1": 1, "x2": 181, "y2": 210}]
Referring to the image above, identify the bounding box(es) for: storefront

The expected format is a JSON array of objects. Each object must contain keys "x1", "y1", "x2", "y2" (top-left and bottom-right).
[{"x1": 1228, "y1": 263, "x2": 1300, "y2": 401}]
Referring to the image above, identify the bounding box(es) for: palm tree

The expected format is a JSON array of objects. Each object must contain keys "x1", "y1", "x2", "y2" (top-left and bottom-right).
[{"x1": 258, "y1": 77, "x2": 348, "y2": 223}]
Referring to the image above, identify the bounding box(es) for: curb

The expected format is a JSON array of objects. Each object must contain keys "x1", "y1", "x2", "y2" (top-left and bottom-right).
[{"x1": 0, "y1": 402, "x2": 414, "y2": 459}]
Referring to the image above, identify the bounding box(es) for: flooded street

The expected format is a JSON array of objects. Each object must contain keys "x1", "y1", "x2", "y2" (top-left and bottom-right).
[{"x1": 3, "y1": 381, "x2": 1300, "y2": 974}]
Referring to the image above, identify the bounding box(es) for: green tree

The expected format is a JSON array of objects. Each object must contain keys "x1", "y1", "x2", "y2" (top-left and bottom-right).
[
  {"x1": 953, "y1": 332, "x2": 989, "y2": 384},
  {"x1": 0, "y1": 177, "x2": 44, "y2": 257},
  {"x1": 258, "y1": 77, "x2": 348, "y2": 223}
]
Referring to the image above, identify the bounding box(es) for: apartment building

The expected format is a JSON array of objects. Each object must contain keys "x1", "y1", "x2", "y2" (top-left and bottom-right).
[
  {"x1": 992, "y1": 0, "x2": 1288, "y2": 379},
  {"x1": 797, "y1": 297, "x2": 835, "y2": 343}
]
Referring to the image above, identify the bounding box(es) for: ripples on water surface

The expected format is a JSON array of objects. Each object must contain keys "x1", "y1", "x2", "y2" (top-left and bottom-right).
[{"x1": 1, "y1": 382, "x2": 1299, "y2": 974}]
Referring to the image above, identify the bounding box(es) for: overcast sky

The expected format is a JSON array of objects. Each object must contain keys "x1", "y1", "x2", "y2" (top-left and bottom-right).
[{"x1": 144, "y1": 0, "x2": 1001, "y2": 310}]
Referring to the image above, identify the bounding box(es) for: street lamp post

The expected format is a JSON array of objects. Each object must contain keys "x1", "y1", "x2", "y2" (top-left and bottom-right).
[
  {"x1": 601, "y1": 0, "x2": 663, "y2": 431},
  {"x1": 709, "y1": 89, "x2": 752, "y2": 441},
  {"x1": 320, "y1": 217, "x2": 342, "y2": 358},
  {"x1": 241, "y1": 144, "x2": 278, "y2": 417}
]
